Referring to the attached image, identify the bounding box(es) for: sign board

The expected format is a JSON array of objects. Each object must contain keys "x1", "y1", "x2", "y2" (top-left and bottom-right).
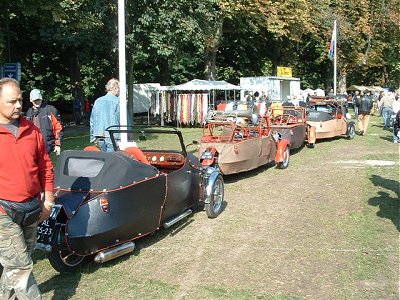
[
  {"x1": 277, "y1": 66, "x2": 292, "y2": 78},
  {"x1": 2, "y1": 63, "x2": 21, "y2": 81}
]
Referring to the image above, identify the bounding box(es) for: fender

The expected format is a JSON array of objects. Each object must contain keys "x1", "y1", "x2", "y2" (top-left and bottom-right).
[
  {"x1": 307, "y1": 125, "x2": 317, "y2": 144},
  {"x1": 275, "y1": 140, "x2": 290, "y2": 163},
  {"x1": 203, "y1": 167, "x2": 220, "y2": 204}
]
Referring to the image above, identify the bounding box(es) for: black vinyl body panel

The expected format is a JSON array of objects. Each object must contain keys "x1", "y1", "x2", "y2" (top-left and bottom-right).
[
  {"x1": 66, "y1": 175, "x2": 167, "y2": 255},
  {"x1": 54, "y1": 150, "x2": 159, "y2": 191},
  {"x1": 161, "y1": 153, "x2": 202, "y2": 222}
]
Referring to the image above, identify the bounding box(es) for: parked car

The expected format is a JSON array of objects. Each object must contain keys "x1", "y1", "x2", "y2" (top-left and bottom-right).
[
  {"x1": 306, "y1": 99, "x2": 356, "y2": 146},
  {"x1": 198, "y1": 108, "x2": 290, "y2": 174},
  {"x1": 268, "y1": 104, "x2": 316, "y2": 157},
  {"x1": 36, "y1": 126, "x2": 224, "y2": 273}
]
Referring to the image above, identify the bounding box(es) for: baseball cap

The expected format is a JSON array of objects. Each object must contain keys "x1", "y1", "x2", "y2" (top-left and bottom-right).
[{"x1": 30, "y1": 89, "x2": 43, "y2": 102}]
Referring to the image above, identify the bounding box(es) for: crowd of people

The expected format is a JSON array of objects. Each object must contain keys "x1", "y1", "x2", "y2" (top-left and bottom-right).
[{"x1": 352, "y1": 89, "x2": 400, "y2": 143}]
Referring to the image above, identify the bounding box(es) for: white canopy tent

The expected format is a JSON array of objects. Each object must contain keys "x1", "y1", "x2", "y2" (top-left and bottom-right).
[{"x1": 168, "y1": 79, "x2": 240, "y2": 91}]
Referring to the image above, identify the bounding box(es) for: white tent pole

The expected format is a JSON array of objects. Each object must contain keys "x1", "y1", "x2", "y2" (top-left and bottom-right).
[{"x1": 118, "y1": 0, "x2": 127, "y2": 143}]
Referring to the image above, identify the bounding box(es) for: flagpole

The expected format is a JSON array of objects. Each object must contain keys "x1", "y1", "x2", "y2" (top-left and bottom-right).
[{"x1": 333, "y1": 20, "x2": 337, "y2": 96}]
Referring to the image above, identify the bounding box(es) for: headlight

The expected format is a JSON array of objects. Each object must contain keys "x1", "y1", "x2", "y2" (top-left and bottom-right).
[
  {"x1": 201, "y1": 151, "x2": 213, "y2": 160},
  {"x1": 272, "y1": 131, "x2": 280, "y2": 141}
]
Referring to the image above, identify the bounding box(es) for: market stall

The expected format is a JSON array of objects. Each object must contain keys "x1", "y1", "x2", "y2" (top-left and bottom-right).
[{"x1": 151, "y1": 79, "x2": 240, "y2": 126}]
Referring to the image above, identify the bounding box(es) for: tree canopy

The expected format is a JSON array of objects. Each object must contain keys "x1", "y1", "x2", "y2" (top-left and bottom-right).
[{"x1": 1, "y1": 0, "x2": 399, "y2": 103}]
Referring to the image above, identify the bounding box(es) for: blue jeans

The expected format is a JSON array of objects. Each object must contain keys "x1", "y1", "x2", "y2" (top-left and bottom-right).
[
  {"x1": 381, "y1": 107, "x2": 393, "y2": 128},
  {"x1": 97, "y1": 139, "x2": 115, "y2": 152},
  {"x1": 394, "y1": 128, "x2": 399, "y2": 143}
]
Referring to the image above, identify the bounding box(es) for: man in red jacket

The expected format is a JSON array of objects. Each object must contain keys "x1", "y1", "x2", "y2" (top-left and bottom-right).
[{"x1": 0, "y1": 78, "x2": 54, "y2": 299}]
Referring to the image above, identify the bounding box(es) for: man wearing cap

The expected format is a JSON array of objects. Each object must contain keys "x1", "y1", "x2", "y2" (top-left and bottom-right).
[{"x1": 26, "y1": 89, "x2": 63, "y2": 155}]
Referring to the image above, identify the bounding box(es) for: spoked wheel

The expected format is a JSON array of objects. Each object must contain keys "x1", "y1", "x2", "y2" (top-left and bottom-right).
[
  {"x1": 205, "y1": 174, "x2": 224, "y2": 219},
  {"x1": 277, "y1": 146, "x2": 290, "y2": 169},
  {"x1": 48, "y1": 247, "x2": 88, "y2": 274},
  {"x1": 347, "y1": 123, "x2": 356, "y2": 140}
]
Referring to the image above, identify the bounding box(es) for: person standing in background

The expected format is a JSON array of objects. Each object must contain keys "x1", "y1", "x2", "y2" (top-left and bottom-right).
[
  {"x1": 393, "y1": 110, "x2": 400, "y2": 144},
  {"x1": 0, "y1": 78, "x2": 55, "y2": 300},
  {"x1": 72, "y1": 96, "x2": 81, "y2": 125},
  {"x1": 391, "y1": 92, "x2": 400, "y2": 143},
  {"x1": 356, "y1": 90, "x2": 373, "y2": 136},
  {"x1": 380, "y1": 91, "x2": 394, "y2": 129},
  {"x1": 26, "y1": 89, "x2": 63, "y2": 155},
  {"x1": 84, "y1": 98, "x2": 92, "y2": 126},
  {"x1": 90, "y1": 78, "x2": 120, "y2": 152},
  {"x1": 352, "y1": 91, "x2": 360, "y2": 117}
]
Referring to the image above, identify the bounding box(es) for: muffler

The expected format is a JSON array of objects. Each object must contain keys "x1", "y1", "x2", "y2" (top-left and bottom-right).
[
  {"x1": 163, "y1": 209, "x2": 192, "y2": 228},
  {"x1": 94, "y1": 241, "x2": 135, "y2": 264}
]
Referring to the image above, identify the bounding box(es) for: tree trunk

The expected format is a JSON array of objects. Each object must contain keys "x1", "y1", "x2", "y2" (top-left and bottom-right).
[
  {"x1": 204, "y1": 49, "x2": 217, "y2": 80},
  {"x1": 158, "y1": 57, "x2": 170, "y2": 86},
  {"x1": 338, "y1": 65, "x2": 348, "y2": 94},
  {"x1": 270, "y1": 42, "x2": 282, "y2": 76},
  {"x1": 68, "y1": 47, "x2": 83, "y2": 106},
  {"x1": 203, "y1": 15, "x2": 224, "y2": 80}
]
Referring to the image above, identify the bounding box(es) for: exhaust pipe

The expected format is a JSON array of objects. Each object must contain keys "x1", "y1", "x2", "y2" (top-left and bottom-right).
[
  {"x1": 94, "y1": 241, "x2": 135, "y2": 264},
  {"x1": 163, "y1": 209, "x2": 192, "y2": 228}
]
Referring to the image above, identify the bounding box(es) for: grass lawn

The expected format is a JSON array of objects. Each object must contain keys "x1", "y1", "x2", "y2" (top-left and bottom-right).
[{"x1": 35, "y1": 115, "x2": 399, "y2": 299}]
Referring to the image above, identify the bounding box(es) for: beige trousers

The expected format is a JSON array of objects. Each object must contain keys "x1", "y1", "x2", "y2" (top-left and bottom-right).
[
  {"x1": 0, "y1": 214, "x2": 41, "y2": 300},
  {"x1": 357, "y1": 113, "x2": 371, "y2": 134}
]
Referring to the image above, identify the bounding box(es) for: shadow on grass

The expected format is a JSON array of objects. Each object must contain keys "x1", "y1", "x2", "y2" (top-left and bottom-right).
[
  {"x1": 368, "y1": 175, "x2": 399, "y2": 231},
  {"x1": 379, "y1": 136, "x2": 394, "y2": 142},
  {"x1": 39, "y1": 272, "x2": 82, "y2": 300}
]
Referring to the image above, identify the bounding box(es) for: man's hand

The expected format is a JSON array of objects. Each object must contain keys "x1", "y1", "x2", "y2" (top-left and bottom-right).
[
  {"x1": 54, "y1": 145, "x2": 61, "y2": 156},
  {"x1": 39, "y1": 191, "x2": 55, "y2": 223},
  {"x1": 39, "y1": 205, "x2": 52, "y2": 223}
]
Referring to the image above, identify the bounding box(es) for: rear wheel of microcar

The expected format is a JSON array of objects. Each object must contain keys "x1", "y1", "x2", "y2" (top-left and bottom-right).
[
  {"x1": 347, "y1": 123, "x2": 356, "y2": 140},
  {"x1": 48, "y1": 247, "x2": 89, "y2": 274},
  {"x1": 205, "y1": 175, "x2": 224, "y2": 219},
  {"x1": 277, "y1": 146, "x2": 290, "y2": 169}
]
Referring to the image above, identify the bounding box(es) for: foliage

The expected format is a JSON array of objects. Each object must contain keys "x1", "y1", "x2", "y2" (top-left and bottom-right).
[{"x1": 1, "y1": 0, "x2": 399, "y2": 105}]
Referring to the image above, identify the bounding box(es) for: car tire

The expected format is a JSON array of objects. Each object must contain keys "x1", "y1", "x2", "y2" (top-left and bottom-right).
[
  {"x1": 205, "y1": 174, "x2": 224, "y2": 219},
  {"x1": 277, "y1": 146, "x2": 290, "y2": 169},
  {"x1": 48, "y1": 247, "x2": 89, "y2": 274},
  {"x1": 347, "y1": 123, "x2": 356, "y2": 140}
]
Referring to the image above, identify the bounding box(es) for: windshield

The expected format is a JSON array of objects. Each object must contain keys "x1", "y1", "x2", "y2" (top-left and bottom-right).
[
  {"x1": 108, "y1": 126, "x2": 185, "y2": 153},
  {"x1": 203, "y1": 124, "x2": 234, "y2": 141}
]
